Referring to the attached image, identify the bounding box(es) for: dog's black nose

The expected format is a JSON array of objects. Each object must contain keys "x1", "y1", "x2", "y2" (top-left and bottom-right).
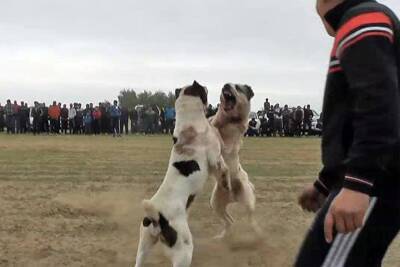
[{"x1": 223, "y1": 84, "x2": 231, "y2": 91}]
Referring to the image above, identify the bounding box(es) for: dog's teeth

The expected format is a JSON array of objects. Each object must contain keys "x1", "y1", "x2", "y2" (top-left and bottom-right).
[{"x1": 224, "y1": 92, "x2": 232, "y2": 97}]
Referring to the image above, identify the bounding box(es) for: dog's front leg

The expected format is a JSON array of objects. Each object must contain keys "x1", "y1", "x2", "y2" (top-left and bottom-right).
[
  {"x1": 210, "y1": 155, "x2": 231, "y2": 192},
  {"x1": 135, "y1": 224, "x2": 158, "y2": 267}
]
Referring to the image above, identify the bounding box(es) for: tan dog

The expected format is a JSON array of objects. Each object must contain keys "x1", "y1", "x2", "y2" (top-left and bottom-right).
[{"x1": 209, "y1": 83, "x2": 260, "y2": 238}]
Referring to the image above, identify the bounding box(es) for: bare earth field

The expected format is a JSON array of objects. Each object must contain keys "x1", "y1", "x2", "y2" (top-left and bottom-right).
[{"x1": 0, "y1": 135, "x2": 399, "y2": 267}]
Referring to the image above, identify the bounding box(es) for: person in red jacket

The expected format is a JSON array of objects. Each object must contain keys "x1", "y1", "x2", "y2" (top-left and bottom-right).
[
  {"x1": 296, "y1": 0, "x2": 400, "y2": 266},
  {"x1": 92, "y1": 106, "x2": 102, "y2": 135},
  {"x1": 48, "y1": 101, "x2": 61, "y2": 134}
]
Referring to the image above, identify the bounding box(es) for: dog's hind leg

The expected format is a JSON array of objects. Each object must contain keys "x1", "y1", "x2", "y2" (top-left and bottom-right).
[
  {"x1": 170, "y1": 240, "x2": 193, "y2": 267},
  {"x1": 165, "y1": 222, "x2": 193, "y2": 267},
  {"x1": 135, "y1": 224, "x2": 158, "y2": 267},
  {"x1": 210, "y1": 183, "x2": 234, "y2": 239},
  {"x1": 237, "y1": 180, "x2": 262, "y2": 235}
]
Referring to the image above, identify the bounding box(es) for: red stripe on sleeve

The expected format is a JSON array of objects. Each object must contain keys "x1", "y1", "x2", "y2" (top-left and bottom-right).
[
  {"x1": 331, "y1": 12, "x2": 393, "y2": 56},
  {"x1": 337, "y1": 12, "x2": 392, "y2": 42},
  {"x1": 338, "y1": 31, "x2": 394, "y2": 58},
  {"x1": 329, "y1": 67, "x2": 343, "y2": 74}
]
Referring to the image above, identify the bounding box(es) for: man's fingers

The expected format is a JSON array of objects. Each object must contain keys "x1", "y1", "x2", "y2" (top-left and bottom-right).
[
  {"x1": 310, "y1": 201, "x2": 320, "y2": 213},
  {"x1": 354, "y1": 212, "x2": 365, "y2": 229},
  {"x1": 324, "y1": 211, "x2": 334, "y2": 243},
  {"x1": 299, "y1": 195, "x2": 312, "y2": 211},
  {"x1": 298, "y1": 193, "x2": 306, "y2": 208},
  {"x1": 335, "y1": 214, "x2": 346, "y2": 233},
  {"x1": 344, "y1": 214, "x2": 357, "y2": 233},
  {"x1": 304, "y1": 199, "x2": 313, "y2": 212}
]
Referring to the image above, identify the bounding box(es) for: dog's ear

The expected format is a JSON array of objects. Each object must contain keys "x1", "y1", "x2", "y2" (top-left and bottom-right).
[
  {"x1": 175, "y1": 88, "x2": 182, "y2": 100},
  {"x1": 243, "y1": 85, "x2": 254, "y2": 101},
  {"x1": 184, "y1": 81, "x2": 208, "y2": 105},
  {"x1": 192, "y1": 80, "x2": 201, "y2": 88}
]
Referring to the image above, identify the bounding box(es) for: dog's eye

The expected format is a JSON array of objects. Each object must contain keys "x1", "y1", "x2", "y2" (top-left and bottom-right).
[{"x1": 143, "y1": 217, "x2": 152, "y2": 227}]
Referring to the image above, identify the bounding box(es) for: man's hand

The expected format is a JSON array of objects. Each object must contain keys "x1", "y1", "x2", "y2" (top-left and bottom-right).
[
  {"x1": 298, "y1": 184, "x2": 326, "y2": 212},
  {"x1": 324, "y1": 188, "x2": 370, "y2": 243}
]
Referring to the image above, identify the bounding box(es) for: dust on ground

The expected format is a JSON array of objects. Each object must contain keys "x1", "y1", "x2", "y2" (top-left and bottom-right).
[{"x1": 0, "y1": 135, "x2": 398, "y2": 266}]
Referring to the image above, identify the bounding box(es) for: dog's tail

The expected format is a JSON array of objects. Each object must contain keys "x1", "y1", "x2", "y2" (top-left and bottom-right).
[{"x1": 142, "y1": 199, "x2": 160, "y2": 222}]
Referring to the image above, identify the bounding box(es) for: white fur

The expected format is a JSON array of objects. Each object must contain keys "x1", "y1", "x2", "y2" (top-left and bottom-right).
[{"x1": 135, "y1": 85, "x2": 230, "y2": 267}]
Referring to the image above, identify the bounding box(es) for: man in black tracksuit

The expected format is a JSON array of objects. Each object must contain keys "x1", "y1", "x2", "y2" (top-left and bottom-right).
[{"x1": 296, "y1": 0, "x2": 400, "y2": 266}]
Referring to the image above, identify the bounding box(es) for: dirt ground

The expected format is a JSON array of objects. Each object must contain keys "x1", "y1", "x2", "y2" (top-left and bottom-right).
[{"x1": 0, "y1": 135, "x2": 399, "y2": 267}]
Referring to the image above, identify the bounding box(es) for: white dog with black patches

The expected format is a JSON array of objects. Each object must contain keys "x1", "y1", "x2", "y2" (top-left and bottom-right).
[{"x1": 134, "y1": 81, "x2": 230, "y2": 267}]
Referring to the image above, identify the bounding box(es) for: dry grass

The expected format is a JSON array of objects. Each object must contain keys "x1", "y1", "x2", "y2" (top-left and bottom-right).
[{"x1": 0, "y1": 134, "x2": 398, "y2": 266}]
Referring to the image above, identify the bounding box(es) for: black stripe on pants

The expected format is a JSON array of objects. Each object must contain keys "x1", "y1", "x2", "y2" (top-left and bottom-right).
[{"x1": 295, "y1": 188, "x2": 400, "y2": 267}]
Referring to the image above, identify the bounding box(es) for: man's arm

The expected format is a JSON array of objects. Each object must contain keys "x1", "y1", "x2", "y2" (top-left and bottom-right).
[
  {"x1": 324, "y1": 11, "x2": 399, "y2": 242},
  {"x1": 339, "y1": 12, "x2": 399, "y2": 195}
]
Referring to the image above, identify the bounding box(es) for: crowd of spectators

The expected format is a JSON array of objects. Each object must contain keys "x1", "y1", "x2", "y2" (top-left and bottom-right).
[
  {"x1": 0, "y1": 98, "x2": 321, "y2": 138},
  {"x1": 0, "y1": 99, "x2": 178, "y2": 137},
  {"x1": 246, "y1": 98, "x2": 322, "y2": 137}
]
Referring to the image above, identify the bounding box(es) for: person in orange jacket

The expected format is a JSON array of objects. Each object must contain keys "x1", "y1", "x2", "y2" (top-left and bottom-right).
[{"x1": 48, "y1": 101, "x2": 61, "y2": 134}]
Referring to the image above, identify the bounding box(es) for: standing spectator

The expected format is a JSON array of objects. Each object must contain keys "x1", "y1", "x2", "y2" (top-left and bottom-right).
[
  {"x1": 61, "y1": 104, "x2": 69, "y2": 134},
  {"x1": 143, "y1": 106, "x2": 155, "y2": 134},
  {"x1": 89, "y1": 103, "x2": 95, "y2": 133},
  {"x1": 99, "y1": 103, "x2": 108, "y2": 134},
  {"x1": 259, "y1": 113, "x2": 268, "y2": 136},
  {"x1": 75, "y1": 104, "x2": 83, "y2": 134},
  {"x1": 68, "y1": 103, "x2": 76, "y2": 134},
  {"x1": 57, "y1": 103, "x2": 62, "y2": 133},
  {"x1": 24, "y1": 103, "x2": 30, "y2": 132},
  {"x1": 5, "y1": 100, "x2": 13, "y2": 134},
  {"x1": 110, "y1": 100, "x2": 121, "y2": 137},
  {"x1": 130, "y1": 108, "x2": 139, "y2": 134},
  {"x1": 19, "y1": 101, "x2": 28, "y2": 133},
  {"x1": 264, "y1": 98, "x2": 271, "y2": 112},
  {"x1": 159, "y1": 108, "x2": 166, "y2": 133},
  {"x1": 282, "y1": 105, "x2": 291, "y2": 136},
  {"x1": 31, "y1": 102, "x2": 41, "y2": 135},
  {"x1": 267, "y1": 107, "x2": 275, "y2": 136},
  {"x1": 84, "y1": 110, "x2": 92, "y2": 135},
  {"x1": 83, "y1": 104, "x2": 91, "y2": 134},
  {"x1": 0, "y1": 103, "x2": 4, "y2": 132},
  {"x1": 303, "y1": 104, "x2": 314, "y2": 136},
  {"x1": 92, "y1": 106, "x2": 102, "y2": 135},
  {"x1": 152, "y1": 105, "x2": 160, "y2": 133},
  {"x1": 13, "y1": 101, "x2": 20, "y2": 133},
  {"x1": 40, "y1": 103, "x2": 49, "y2": 134},
  {"x1": 294, "y1": 106, "x2": 304, "y2": 137},
  {"x1": 119, "y1": 106, "x2": 129, "y2": 135},
  {"x1": 40, "y1": 103, "x2": 50, "y2": 134},
  {"x1": 273, "y1": 104, "x2": 283, "y2": 137},
  {"x1": 48, "y1": 101, "x2": 61, "y2": 134},
  {"x1": 137, "y1": 106, "x2": 145, "y2": 133},
  {"x1": 164, "y1": 106, "x2": 175, "y2": 135}
]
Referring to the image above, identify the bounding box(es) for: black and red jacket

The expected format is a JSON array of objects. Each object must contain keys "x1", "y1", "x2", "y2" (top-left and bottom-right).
[{"x1": 314, "y1": 0, "x2": 400, "y2": 196}]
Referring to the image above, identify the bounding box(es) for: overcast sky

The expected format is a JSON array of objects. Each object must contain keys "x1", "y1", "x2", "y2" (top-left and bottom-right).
[{"x1": 1, "y1": 0, "x2": 399, "y2": 111}]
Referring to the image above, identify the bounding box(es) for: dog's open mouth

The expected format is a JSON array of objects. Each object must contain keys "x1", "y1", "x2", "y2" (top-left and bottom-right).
[{"x1": 222, "y1": 89, "x2": 236, "y2": 111}]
